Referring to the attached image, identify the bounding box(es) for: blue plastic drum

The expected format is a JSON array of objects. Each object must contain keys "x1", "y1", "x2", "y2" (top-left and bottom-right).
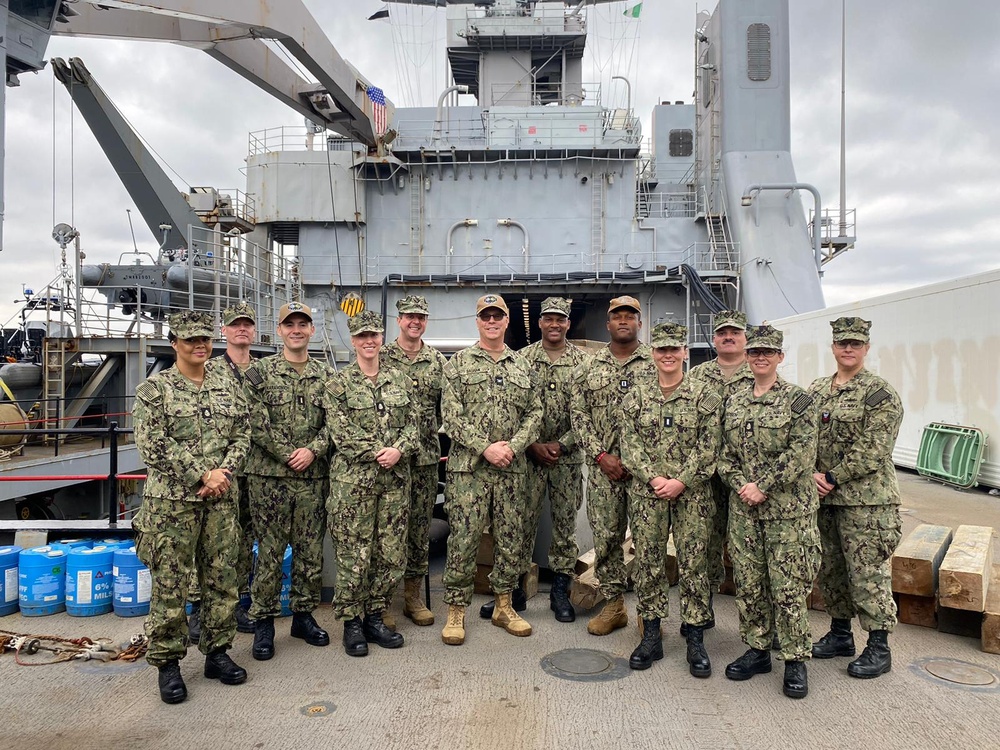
[
  {"x1": 113, "y1": 546, "x2": 151, "y2": 617},
  {"x1": 252, "y1": 542, "x2": 293, "y2": 617},
  {"x1": 0, "y1": 545, "x2": 21, "y2": 616},
  {"x1": 66, "y1": 545, "x2": 115, "y2": 616},
  {"x1": 18, "y1": 546, "x2": 68, "y2": 616}
]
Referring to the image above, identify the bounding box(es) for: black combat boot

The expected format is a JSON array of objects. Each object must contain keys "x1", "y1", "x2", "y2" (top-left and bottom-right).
[
  {"x1": 204, "y1": 649, "x2": 248, "y2": 685},
  {"x1": 291, "y1": 611, "x2": 330, "y2": 646},
  {"x1": 680, "y1": 595, "x2": 715, "y2": 637},
  {"x1": 725, "y1": 648, "x2": 772, "y2": 681},
  {"x1": 187, "y1": 601, "x2": 202, "y2": 645},
  {"x1": 480, "y1": 576, "x2": 527, "y2": 619},
  {"x1": 252, "y1": 616, "x2": 275, "y2": 661},
  {"x1": 549, "y1": 573, "x2": 575, "y2": 623},
  {"x1": 343, "y1": 616, "x2": 369, "y2": 657},
  {"x1": 235, "y1": 603, "x2": 256, "y2": 634},
  {"x1": 157, "y1": 659, "x2": 187, "y2": 704},
  {"x1": 783, "y1": 660, "x2": 808, "y2": 699},
  {"x1": 847, "y1": 630, "x2": 892, "y2": 678},
  {"x1": 629, "y1": 618, "x2": 664, "y2": 670},
  {"x1": 812, "y1": 617, "x2": 856, "y2": 659},
  {"x1": 686, "y1": 625, "x2": 712, "y2": 678},
  {"x1": 362, "y1": 611, "x2": 405, "y2": 649}
]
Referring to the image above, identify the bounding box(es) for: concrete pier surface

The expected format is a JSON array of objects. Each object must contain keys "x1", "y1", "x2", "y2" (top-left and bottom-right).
[{"x1": 2, "y1": 470, "x2": 998, "y2": 750}]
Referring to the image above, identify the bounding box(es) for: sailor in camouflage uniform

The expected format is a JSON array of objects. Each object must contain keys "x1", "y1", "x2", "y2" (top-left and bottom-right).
[
  {"x1": 686, "y1": 310, "x2": 755, "y2": 629},
  {"x1": 809, "y1": 317, "x2": 903, "y2": 679},
  {"x1": 380, "y1": 295, "x2": 446, "y2": 628},
  {"x1": 620, "y1": 322, "x2": 722, "y2": 675},
  {"x1": 570, "y1": 295, "x2": 656, "y2": 636},
  {"x1": 133, "y1": 311, "x2": 250, "y2": 704},
  {"x1": 511, "y1": 297, "x2": 588, "y2": 624},
  {"x1": 244, "y1": 302, "x2": 334, "y2": 661},
  {"x1": 326, "y1": 310, "x2": 418, "y2": 657},
  {"x1": 439, "y1": 294, "x2": 543, "y2": 646},
  {"x1": 186, "y1": 301, "x2": 259, "y2": 643},
  {"x1": 719, "y1": 324, "x2": 819, "y2": 700}
]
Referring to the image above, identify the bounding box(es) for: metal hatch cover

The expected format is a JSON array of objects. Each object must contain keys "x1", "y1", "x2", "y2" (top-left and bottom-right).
[{"x1": 541, "y1": 648, "x2": 630, "y2": 682}]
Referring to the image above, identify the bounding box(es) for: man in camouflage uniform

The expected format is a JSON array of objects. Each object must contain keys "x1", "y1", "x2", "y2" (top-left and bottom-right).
[
  {"x1": 620, "y1": 322, "x2": 722, "y2": 675},
  {"x1": 380, "y1": 295, "x2": 446, "y2": 627},
  {"x1": 570, "y1": 295, "x2": 655, "y2": 636},
  {"x1": 326, "y1": 310, "x2": 418, "y2": 656},
  {"x1": 187, "y1": 301, "x2": 259, "y2": 643},
  {"x1": 809, "y1": 317, "x2": 903, "y2": 679},
  {"x1": 133, "y1": 311, "x2": 250, "y2": 704},
  {"x1": 439, "y1": 294, "x2": 543, "y2": 646},
  {"x1": 244, "y1": 302, "x2": 334, "y2": 661},
  {"x1": 507, "y1": 297, "x2": 588, "y2": 624},
  {"x1": 718, "y1": 324, "x2": 819, "y2": 700}
]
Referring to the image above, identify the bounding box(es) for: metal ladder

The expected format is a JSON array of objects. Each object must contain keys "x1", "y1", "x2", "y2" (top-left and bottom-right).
[
  {"x1": 42, "y1": 337, "x2": 67, "y2": 444},
  {"x1": 590, "y1": 173, "x2": 605, "y2": 271},
  {"x1": 409, "y1": 172, "x2": 424, "y2": 274}
]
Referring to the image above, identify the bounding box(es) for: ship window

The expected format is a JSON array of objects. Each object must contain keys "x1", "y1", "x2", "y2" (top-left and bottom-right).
[
  {"x1": 668, "y1": 130, "x2": 693, "y2": 158},
  {"x1": 10, "y1": 0, "x2": 58, "y2": 28},
  {"x1": 747, "y1": 23, "x2": 772, "y2": 82}
]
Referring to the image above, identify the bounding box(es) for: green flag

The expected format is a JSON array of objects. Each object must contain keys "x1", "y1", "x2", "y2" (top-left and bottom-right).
[{"x1": 624, "y1": 2, "x2": 642, "y2": 18}]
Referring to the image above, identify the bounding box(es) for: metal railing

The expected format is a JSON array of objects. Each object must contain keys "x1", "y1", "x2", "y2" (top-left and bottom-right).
[
  {"x1": 248, "y1": 126, "x2": 365, "y2": 157},
  {"x1": 643, "y1": 192, "x2": 699, "y2": 219},
  {"x1": 682, "y1": 242, "x2": 740, "y2": 273},
  {"x1": 809, "y1": 208, "x2": 857, "y2": 244}
]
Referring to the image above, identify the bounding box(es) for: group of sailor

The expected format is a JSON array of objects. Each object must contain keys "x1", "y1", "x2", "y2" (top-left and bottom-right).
[{"x1": 133, "y1": 293, "x2": 902, "y2": 705}]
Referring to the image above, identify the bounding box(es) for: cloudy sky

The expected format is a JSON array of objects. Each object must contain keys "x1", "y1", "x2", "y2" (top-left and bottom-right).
[{"x1": 2, "y1": 0, "x2": 998, "y2": 325}]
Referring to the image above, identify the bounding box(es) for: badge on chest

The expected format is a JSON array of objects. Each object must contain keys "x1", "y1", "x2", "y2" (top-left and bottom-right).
[
  {"x1": 821, "y1": 411, "x2": 831, "y2": 424},
  {"x1": 663, "y1": 416, "x2": 674, "y2": 428},
  {"x1": 495, "y1": 376, "x2": 505, "y2": 386}
]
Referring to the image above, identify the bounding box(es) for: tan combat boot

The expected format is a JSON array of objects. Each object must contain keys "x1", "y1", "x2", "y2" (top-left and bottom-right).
[
  {"x1": 403, "y1": 577, "x2": 435, "y2": 626},
  {"x1": 442, "y1": 605, "x2": 466, "y2": 645},
  {"x1": 587, "y1": 595, "x2": 628, "y2": 635},
  {"x1": 492, "y1": 592, "x2": 533, "y2": 637}
]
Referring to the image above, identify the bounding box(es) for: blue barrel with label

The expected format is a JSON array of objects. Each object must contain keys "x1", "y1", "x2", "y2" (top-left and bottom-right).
[
  {"x1": 18, "y1": 546, "x2": 68, "y2": 616},
  {"x1": 66, "y1": 545, "x2": 115, "y2": 616},
  {"x1": 0, "y1": 545, "x2": 21, "y2": 616},
  {"x1": 113, "y1": 546, "x2": 151, "y2": 617},
  {"x1": 252, "y1": 542, "x2": 293, "y2": 616}
]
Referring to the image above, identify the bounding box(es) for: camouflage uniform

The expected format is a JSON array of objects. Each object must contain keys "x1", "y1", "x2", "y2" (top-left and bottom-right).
[
  {"x1": 620, "y1": 374, "x2": 722, "y2": 622},
  {"x1": 325, "y1": 362, "x2": 418, "y2": 620},
  {"x1": 718, "y1": 331, "x2": 820, "y2": 662},
  {"x1": 441, "y1": 343, "x2": 543, "y2": 606},
  {"x1": 381, "y1": 339, "x2": 446, "y2": 579},
  {"x1": 570, "y1": 344, "x2": 656, "y2": 600},
  {"x1": 244, "y1": 355, "x2": 334, "y2": 619},
  {"x1": 133, "y1": 318, "x2": 250, "y2": 667},
  {"x1": 809, "y1": 326, "x2": 903, "y2": 633},
  {"x1": 517, "y1": 339, "x2": 588, "y2": 576}
]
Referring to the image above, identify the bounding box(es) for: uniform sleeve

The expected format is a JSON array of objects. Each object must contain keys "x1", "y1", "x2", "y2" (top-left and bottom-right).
[
  {"x1": 222, "y1": 385, "x2": 251, "y2": 473},
  {"x1": 392, "y1": 376, "x2": 420, "y2": 457},
  {"x1": 716, "y1": 395, "x2": 748, "y2": 492},
  {"x1": 246, "y1": 362, "x2": 296, "y2": 464},
  {"x1": 133, "y1": 380, "x2": 207, "y2": 488},
  {"x1": 619, "y1": 389, "x2": 655, "y2": 485},
  {"x1": 570, "y1": 362, "x2": 603, "y2": 461},
  {"x1": 756, "y1": 393, "x2": 819, "y2": 496},
  {"x1": 675, "y1": 391, "x2": 722, "y2": 488},
  {"x1": 829, "y1": 384, "x2": 903, "y2": 484},
  {"x1": 441, "y1": 359, "x2": 492, "y2": 456},
  {"x1": 304, "y1": 367, "x2": 333, "y2": 458},
  {"x1": 509, "y1": 369, "x2": 543, "y2": 455}
]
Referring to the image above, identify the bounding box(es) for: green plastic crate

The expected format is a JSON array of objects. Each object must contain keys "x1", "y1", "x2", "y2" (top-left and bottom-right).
[{"x1": 916, "y1": 422, "x2": 987, "y2": 489}]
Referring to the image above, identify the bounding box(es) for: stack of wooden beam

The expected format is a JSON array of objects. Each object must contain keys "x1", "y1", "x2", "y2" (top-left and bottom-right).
[{"x1": 891, "y1": 523, "x2": 999, "y2": 654}]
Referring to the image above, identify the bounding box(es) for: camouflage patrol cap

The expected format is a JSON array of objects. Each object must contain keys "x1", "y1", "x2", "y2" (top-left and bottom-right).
[
  {"x1": 348, "y1": 310, "x2": 385, "y2": 336},
  {"x1": 278, "y1": 301, "x2": 312, "y2": 324},
  {"x1": 713, "y1": 309, "x2": 747, "y2": 331},
  {"x1": 745, "y1": 324, "x2": 783, "y2": 351},
  {"x1": 396, "y1": 295, "x2": 429, "y2": 315},
  {"x1": 223, "y1": 301, "x2": 256, "y2": 326},
  {"x1": 650, "y1": 321, "x2": 688, "y2": 348},
  {"x1": 540, "y1": 297, "x2": 571, "y2": 317},
  {"x1": 831, "y1": 316, "x2": 871, "y2": 343},
  {"x1": 608, "y1": 295, "x2": 641, "y2": 314},
  {"x1": 168, "y1": 311, "x2": 214, "y2": 340},
  {"x1": 476, "y1": 293, "x2": 509, "y2": 315}
]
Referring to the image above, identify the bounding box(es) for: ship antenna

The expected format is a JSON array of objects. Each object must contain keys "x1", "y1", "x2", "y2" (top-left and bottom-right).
[
  {"x1": 839, "y1": 0, "x2": 847, "y2": 238},
  {"x1": 126, "y1": 208, "x2": 140, "y2": 254}
]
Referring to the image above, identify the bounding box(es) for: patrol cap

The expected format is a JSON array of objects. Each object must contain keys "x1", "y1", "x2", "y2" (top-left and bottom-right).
[
  {"x1": 831, "y1": 316, "x2": 871, "y2": 343},
  {"x1": 348, "y1": 310, "x2": 385, "y2": 336},
  {"x1": 713, "y1": 309, "x2": 747, "y2": 332},
  {"x1": 539, "y1": 297, "x2": 571, "y2": 317},
  {"x1": 650, "y1": 321, "x2": 688, "y2": 348},
  {"x1": 475, "y1": 293, "x2": 509, "y2": 316},
  {"x1": 745, "y1": 324, "x2": 783, "y2": 351},
  {"x1": 168, "y1": 311, "x2": 214, "y2": 340},
  {"x1": 278, "y1": 301, "x2": 313, "y2": 324},
  {"x1": 608, "y1": 295, "x2": 641, "y2": 314},
  {"x1": 223, "y1": 301, "x2": 256, "y2": 326},
  {"x1": 396, "y1": 295, "x2": 429, "y2": 315}
]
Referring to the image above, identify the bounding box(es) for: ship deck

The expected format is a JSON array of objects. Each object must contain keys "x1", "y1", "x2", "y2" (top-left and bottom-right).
[{"x1": 2, "y1": 471, "x2": 999, "y2": 750}]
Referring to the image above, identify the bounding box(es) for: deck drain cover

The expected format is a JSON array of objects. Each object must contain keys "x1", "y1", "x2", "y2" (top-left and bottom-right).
[
  {"x1": 541, "y1": 649, "x2": 629, "y2": 682},
  {"x1": 300, "y1": 701, "x2": 336, "y2": 717},
  {"x1": 923, "y1": 660, "x2": 996, "y2": 686}
]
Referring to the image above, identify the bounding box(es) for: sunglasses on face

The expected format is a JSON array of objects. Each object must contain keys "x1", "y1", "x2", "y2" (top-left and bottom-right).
[
  {"x1": 746, "y1": 348, "x2": 780, "y2": 358},
  {"x1": 478, "y1": 312, "x2": 506, "y2": 322},
  {"x1": 834, "y1": 340, "x2": 866, "y2": 350}
]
